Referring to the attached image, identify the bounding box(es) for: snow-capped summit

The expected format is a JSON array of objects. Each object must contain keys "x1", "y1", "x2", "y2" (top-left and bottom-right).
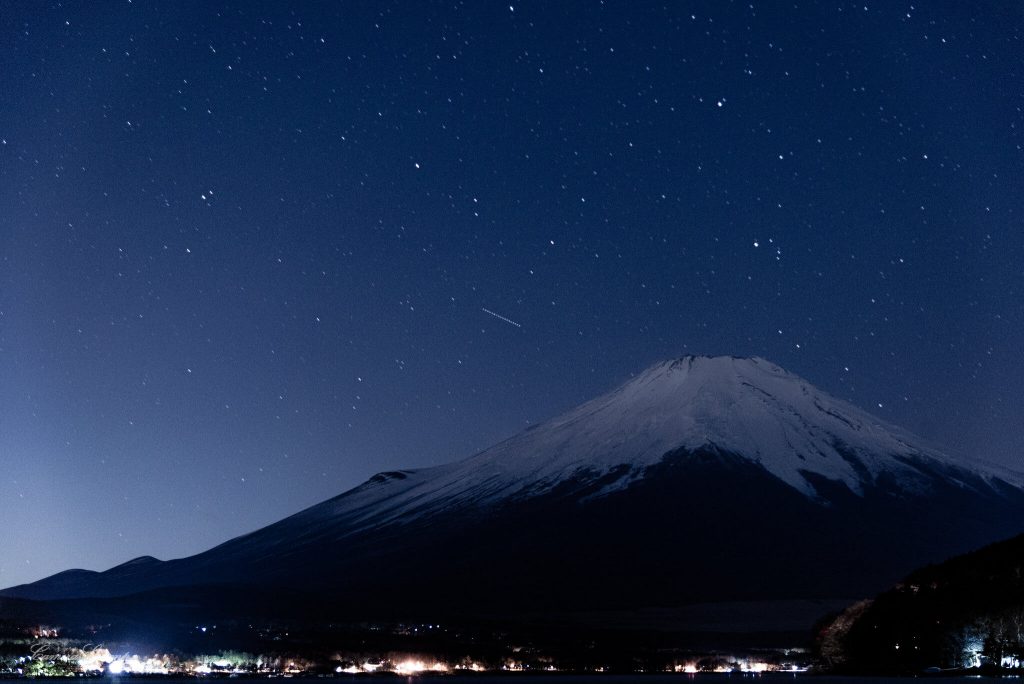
[
  {"x1": 491, "y1": 353, "x2": 988, "y2": 498},
  {"x1": 299, "y1": 354, "x2": 1009, "y2": 533}
]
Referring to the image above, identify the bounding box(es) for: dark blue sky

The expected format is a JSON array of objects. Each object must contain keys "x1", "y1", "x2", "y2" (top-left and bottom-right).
[{"x1": 2, "y1": 1, "x2": 1022, "y2": 589}]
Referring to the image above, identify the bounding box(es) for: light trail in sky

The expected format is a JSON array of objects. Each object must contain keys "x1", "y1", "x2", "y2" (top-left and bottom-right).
[{"x1": 481, "y1": 308, "x2": 522, "y2": 328}]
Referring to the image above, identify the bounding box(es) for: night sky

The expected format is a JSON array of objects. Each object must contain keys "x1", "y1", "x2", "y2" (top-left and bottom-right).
[{"x1": 2, "y1": 1, "x2": 1023, "y2": 589}]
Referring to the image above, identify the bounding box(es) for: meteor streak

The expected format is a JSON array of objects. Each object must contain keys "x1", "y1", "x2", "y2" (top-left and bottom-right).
[{"x1": 481, "y1": 308, "x2": 522, "y2": 328}]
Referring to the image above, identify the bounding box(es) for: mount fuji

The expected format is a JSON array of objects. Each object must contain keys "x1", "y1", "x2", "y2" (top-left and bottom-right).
[{"x1": 5, "y1": 356, "x2": 1024, "y2": 631}]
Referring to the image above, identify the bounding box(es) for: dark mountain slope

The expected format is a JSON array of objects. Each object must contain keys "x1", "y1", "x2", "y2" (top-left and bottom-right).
[{"x1": 821, "y1": 532, "x2": 1024, "y2": 673}]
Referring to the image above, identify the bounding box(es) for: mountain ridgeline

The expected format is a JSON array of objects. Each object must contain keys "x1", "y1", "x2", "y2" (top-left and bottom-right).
[{"x1": 5, "y1": 356, "x2": 1024, "y2": 634}]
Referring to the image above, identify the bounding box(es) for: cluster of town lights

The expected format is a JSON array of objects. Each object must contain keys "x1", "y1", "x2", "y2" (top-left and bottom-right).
[
  {"x1": 77, "y1": 650, "x2": 170, "y2": 675},
  {"x1": 9, "y1": 635, "x2": 814, "y2": 677},
  {"x1": 335, "y1": 659, "x2": 480, "y2": 675},
  {"x1": 674, "y1": 661, "x2": 798, "y2": 674}
]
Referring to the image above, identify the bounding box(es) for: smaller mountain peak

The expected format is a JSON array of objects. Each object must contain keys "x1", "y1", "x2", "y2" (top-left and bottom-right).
[{"x1": 114, "y1": 555, "x2": 161, "y2": 569}]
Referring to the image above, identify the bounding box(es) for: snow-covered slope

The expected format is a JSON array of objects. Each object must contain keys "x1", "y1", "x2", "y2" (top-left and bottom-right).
[{"x1": 282, "y1": 355, "x2": 1016, "y2": 531}]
